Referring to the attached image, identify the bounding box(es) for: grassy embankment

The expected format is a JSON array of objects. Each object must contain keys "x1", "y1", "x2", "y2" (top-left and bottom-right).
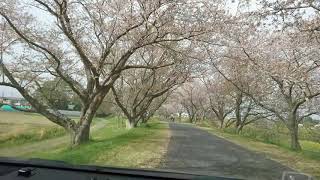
[
  {"x1": 28, "y1": 118, "x2": 170, "y2": 168},
  {"x1": 198, "y1": 121, "x2": 320, "y2": 178},
  {"x1": 0, "y1": 111, "x2": 170, "y2": 168},
  {"x1": 0, "y1": 111, "x2": 65, "y2": 147}
]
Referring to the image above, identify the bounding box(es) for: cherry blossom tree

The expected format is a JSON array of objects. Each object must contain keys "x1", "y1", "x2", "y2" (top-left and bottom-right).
[
  {"x1": 0, "y1": 0, "x2": 220, "y2": 146},
  {"x1": 111, "y1": 47, "x2": 188, "y2": 128},
  {"x1": 212, "y1": 31, "x2": 320, "y2": 150}
]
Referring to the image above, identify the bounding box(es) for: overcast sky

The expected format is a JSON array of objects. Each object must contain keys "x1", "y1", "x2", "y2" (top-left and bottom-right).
[
  {"x1": 0, "y1": 0, "x2": 244, "y2": 98},
  {"x1": 0, "y1": 86, "x2": 22, "y2": 98}
]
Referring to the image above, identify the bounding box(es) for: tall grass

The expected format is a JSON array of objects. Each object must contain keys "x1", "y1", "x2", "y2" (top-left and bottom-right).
[
  {"x1": 221, "y1": 122, "x2": 319, "y2": 144},
  {"x1": 217, "y1": 122, "x2": 320, "y2": 161},
  {"x1": 223, "y1": 127, "x2": 285, "y2": 146},
  {"x1": 0, "y1": 127, "x2": 66, "y2": 147}
]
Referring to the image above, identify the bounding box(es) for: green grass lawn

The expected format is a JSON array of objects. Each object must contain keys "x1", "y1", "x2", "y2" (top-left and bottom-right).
[
  {"x1": 0, "y1": 111, "x2": 170, "y2": 168},
  {"x1": 26, "y1": 118, "x2": 170, "y2": 168},
  {"x1": 201, "y1": 126, "x2": 320, "y2": 178}
]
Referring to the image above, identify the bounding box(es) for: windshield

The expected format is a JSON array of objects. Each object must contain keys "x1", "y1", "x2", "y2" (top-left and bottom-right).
[{"x1": 0, "y1": 0, "x2": 319, "y2": 180}]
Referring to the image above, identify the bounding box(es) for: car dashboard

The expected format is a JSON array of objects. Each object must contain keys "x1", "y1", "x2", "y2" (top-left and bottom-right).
[{"x1": 0, "y1": 157, "x2": 240, "y2": 180}]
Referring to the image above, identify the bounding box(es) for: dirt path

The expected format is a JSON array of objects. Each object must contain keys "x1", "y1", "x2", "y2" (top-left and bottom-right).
[
  {"x1": 159, "y1": 123, "x2": 293, "y2": 180},
  {"x1": 0, "y1": 119, "x2": 108, "y2": 157}
]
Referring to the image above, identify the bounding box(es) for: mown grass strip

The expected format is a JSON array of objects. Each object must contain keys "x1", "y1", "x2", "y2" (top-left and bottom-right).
[{"x1": 28, "y1": 119, "x2": 169, "y2": 168}]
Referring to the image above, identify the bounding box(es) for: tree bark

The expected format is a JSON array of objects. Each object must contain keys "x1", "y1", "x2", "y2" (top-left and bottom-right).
[
  {"x1": 211, "y1": 105, "x2": 231, "y2": 129},
  {"x1": 290, "y1": 127, "x2": 301, "y2": 151},
  {"x1": 71, "y1": 90, "x2": 108, "y2": 146},
  {"x1": 178, "y1": 112, "x2": 182, "y2": 122},
  {"x1": 236, "y1": 124, "x2": 244, "y2": 134},
  {"x1": 218, "y1": 116, "x2": 224, "y2": 129},
  {"x1": 126, "y1": 118, "x2": 137, "y2": 129},
  {"x1": 288, "y1": 116, "x2": 302, "y2": 151},
  {"x1": 71, "y1": 123, "x2": 90, "y2": 146},
  {"x1": 141, "y1": 116, "x2": 148, "y2": 124},
  {"x1": 234, "y1": 92, "x2": 242, "y2": 133},
  {"x1": 189, "y1": 116, "x2": 195, "y2": 123},
  {"x1": 219, "y1": 121, "x2": 224, "y2": 129}
]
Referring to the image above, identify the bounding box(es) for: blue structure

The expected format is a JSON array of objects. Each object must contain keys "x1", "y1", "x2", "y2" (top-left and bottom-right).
[
  {"x1": 0, "y1": 105, "x2": 16, "y2": 111},
  {"x1": 0, "y1": 105, "x2": 32, "y2": 112}
]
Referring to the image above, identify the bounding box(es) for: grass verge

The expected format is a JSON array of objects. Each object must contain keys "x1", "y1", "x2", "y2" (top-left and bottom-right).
[
  {"x1": 27, "y1": 119, "x2": 170, "y2": 169},
  {"x1": 0, "y1": 127, "x2": 66, "y2": 148},
  {"x1": 0, "y1": 111, "x2": 66, "y2": 147},
  {"x1": 201, "y1": 127, "x2": 320, "y2": 178}
]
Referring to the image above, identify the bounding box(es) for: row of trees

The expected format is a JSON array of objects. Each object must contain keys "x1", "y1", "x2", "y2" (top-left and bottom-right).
[
  {"x1": 1, "y1": 0, "x2": 320, "y2": 151},
  {"x1": 160, "y1": 0, "x2": 320, "y2": 151},
  {"x1": 0, "y1": 0, "x2": 227, "y2": 146},
  {"x1": 163, "y1": 47, "x2": 320, "y2": 150},
  {"x1": 159, "y1": 0, "x2": 320, "y2": 151}
]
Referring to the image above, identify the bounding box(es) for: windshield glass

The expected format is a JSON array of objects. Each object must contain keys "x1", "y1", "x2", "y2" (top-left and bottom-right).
[{"x1": 0, "y1": 0, "x2": 319, "y2": 179}]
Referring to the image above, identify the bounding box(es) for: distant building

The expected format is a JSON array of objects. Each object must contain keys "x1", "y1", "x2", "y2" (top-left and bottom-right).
[{"x1": 0, "y1": 96, "x2": 32, "y2": 111}]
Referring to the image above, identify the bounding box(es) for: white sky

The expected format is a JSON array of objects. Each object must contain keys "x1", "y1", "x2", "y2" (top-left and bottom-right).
[
  {"x1": 0, "y1": 86, "x2": 22, "y2": 98},
  {"x1": 0, "y1": 0, "x2": 302, "y2": 99},
  {"x1": 0, "y1": 0, "x2": 241, "y2": 98}
]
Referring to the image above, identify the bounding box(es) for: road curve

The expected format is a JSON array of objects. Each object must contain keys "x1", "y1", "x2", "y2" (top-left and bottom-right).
[{"x1": 159, "y1": 123, "x2": 293, "y2": 180}]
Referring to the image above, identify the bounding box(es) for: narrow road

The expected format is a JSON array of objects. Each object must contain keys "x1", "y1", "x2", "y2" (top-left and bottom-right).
[
  {"x1": 0, "y1": 119, "x2": 108, "y2": 157},
  {"x1": 160, "y1": 123, "x2": 293, "y2": 180}
]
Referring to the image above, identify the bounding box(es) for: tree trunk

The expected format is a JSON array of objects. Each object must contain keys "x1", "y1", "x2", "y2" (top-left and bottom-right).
[
  {"x1": 126, "y1": 119, "x2": 137, "y2": 129},
  {"x1": 235, "y1": 110, "x2": 241, "y2": 132},
  {"x1": 194, "y1": 115, "x2": 199, "y2": 124},
  {"x1": 178, "y1": 112, "x2": 182, "y2": 122},
  {"x1": 219, "y1": 122, "x2": 223, "y2": 129},
  {"x1": 287, "y1": 112, "x2": 302, "y2": 151},
  {"x1": 218, "y1": 117, "x2": 224, "y2": 129},
  {"x1": 71, "y1": 123, "x2": 90, "y2": 147},
  {"x1": 188, "y1": 114, "x2": 194, "y2": 123},
  {"x1": 290, "y1": 129, "x2": 301, "y2": 151},
  {"x1": 70, "y1": 91, "x2": 108, "y2": 146},
  {"x1": 236, "y1": 124, "x2": 243, "y2": 134},
  {"x1": 289, "y1": 122, "x2": 302, "y2": 151},
  {"x1": 235, "y1": 120, "x2": 242, "y2": 134},
  {"x1": 234, "y1": 91, "x2": 242, "y2": 133},
  {"x1": 70, "y1": 113, "x2": 94, "y2": 147},
  {"x1": 202, "y1": 113, "x2": 206, "y2": 122},
  {"x1": 141, "y1": 117, "x2": 147, "y2": 124}
]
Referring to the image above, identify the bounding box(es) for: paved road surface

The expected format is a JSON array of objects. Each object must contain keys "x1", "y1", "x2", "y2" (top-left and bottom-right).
[{"x1": 159, "y1": 123, "x2": 293, "y2": 180}]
